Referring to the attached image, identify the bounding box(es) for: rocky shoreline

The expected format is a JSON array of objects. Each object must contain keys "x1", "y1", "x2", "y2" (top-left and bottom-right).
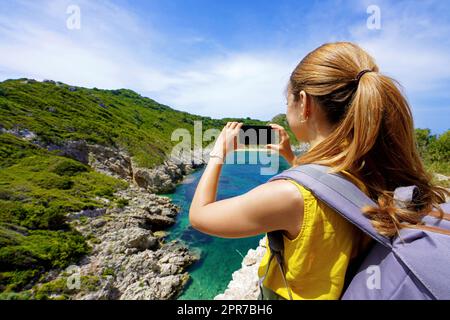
[
  {"x1": 67, "y1": 185, "x2": 200, "y2": 300},
  {"x1": 20, "y1": 135, "x2": 209, "y2": 300},
  {"x1": 22, "y1": 137, "x2": 305, "y2": 300},
  {"x1": 214, "y1": 237, "x2": 267, "y2": 300}
]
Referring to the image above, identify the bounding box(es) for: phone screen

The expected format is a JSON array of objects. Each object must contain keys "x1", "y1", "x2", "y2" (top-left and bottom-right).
[{"x1": 238, "y1": 125, "x2": 275, "y2": 146}]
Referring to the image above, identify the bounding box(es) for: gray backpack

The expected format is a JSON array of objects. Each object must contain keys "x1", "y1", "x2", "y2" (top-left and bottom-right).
[{"x1": 262, "y1": 164, "x2": 450, "y2": 300}]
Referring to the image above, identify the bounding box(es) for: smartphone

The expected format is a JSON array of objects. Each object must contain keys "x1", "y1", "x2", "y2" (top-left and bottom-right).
[{"x1": 238, "y1": 125, "x2": 276, "y2": 146}]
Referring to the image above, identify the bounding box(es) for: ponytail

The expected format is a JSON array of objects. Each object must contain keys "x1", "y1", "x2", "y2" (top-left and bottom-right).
[{"x1": 289, "y1": 42, "x2": 449, "y2": 237}]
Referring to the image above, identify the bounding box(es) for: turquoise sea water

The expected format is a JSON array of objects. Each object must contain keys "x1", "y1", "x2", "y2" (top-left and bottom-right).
[{"x1": 165, "y1": 151, "x2": 289, "y2": 300}]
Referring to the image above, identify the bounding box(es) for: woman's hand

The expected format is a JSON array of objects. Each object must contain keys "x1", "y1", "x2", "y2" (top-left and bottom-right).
[
  {"x1": 266, "y1": 123, "x2": 296, "y2": 165},
  {"x1": 209, "y1": 122, "x2": 243, "y2": 162}
]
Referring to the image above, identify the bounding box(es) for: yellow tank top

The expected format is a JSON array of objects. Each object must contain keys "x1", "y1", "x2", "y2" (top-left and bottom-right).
[{"x1": 257, "y1": 171, "x2": 371, "y2": 300}]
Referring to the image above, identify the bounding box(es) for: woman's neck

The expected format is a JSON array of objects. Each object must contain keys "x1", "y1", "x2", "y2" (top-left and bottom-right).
[{"x1": 308, "y1": 125, "x2": 334, "y2": 151}]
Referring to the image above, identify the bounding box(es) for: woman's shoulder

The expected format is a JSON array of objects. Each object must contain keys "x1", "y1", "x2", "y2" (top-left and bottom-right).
[
  {"x1": 265, "y1": 179, "x2": 305, "y2": 205},
  {"x1": 269, "y1": 178, "x2": 316, "y2": 204},
  {"x1": 264, "y1": 179, "x2": 305, "y2": 239}
]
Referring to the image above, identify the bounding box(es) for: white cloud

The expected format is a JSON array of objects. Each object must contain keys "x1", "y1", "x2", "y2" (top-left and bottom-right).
[
  {"x1": 155, "y1": 52, "x2": 298, "y2": 119},
  {"x1": 0, "y1": 0, "x2": 173, "y2": 89},
  {"x1": 348, "y1": 1, "x2": 450, "y2": 97},
  {"x1": 0, "y1": 0, "x2": 449, "y2": 129}
]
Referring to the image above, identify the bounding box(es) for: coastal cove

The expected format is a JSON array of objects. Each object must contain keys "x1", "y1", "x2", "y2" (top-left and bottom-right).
[
  {"x1": 0, "y1": 76, "x2": 294, "y2": 299},
  {"x1": 165, "y1": 150, "x2": 290, "y2": 300}
]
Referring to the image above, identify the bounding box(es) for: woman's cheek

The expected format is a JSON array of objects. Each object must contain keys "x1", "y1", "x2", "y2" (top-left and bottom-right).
[{"x1": 287, "y1": 108, "x2": 299, "y2": 134}]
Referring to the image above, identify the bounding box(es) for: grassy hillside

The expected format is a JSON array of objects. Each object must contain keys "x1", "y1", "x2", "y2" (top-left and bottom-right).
[
  {"x1": 0, "y1": 79, "x2": 267, "y2": 168},
  {"x1": 0, "y1": 134, "x2": 127, "y2": 297}
]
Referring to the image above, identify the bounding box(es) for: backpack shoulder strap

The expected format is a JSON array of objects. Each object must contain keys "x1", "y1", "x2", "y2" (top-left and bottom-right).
[
  {"x1": 268, "y1": 164, "x2": 392, "y2": 248},
  {"x1": 259, "y1": 231, "x2": 294, "y2": 300}
]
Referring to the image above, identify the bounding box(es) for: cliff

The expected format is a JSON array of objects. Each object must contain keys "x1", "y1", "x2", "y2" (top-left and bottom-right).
[
  {"x1": 214, "y1": 237, "x2": 267, "y2": 300},
  {"x1": 63, "y1": 147, "x2": 208, "y2": 300}
]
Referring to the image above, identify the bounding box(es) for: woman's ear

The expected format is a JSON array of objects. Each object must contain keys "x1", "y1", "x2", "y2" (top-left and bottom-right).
[{"x1": 299, "y1": 90, "x2": 309, "y2": 120}]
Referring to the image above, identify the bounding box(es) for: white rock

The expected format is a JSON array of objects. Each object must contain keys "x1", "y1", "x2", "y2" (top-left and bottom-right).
[{"x1": 214, "y1": 236, "x2": 267, "y2": 300}]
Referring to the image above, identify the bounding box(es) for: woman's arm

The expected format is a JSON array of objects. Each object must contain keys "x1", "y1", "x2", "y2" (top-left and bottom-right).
[
  {"x1": 190, "y1": 178, "x2": 304, "y2": 238},
  {"x1": 189, "y1": 122, "x2": 304, "y2": 239}
]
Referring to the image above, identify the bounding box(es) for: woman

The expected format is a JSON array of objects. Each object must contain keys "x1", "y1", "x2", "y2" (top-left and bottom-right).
[{"x1": 189, "y1": 42, "x2": 448, "y2": 300}]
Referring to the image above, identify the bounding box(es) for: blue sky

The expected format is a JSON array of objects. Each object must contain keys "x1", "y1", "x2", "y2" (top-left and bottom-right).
[{"x1": 0, "y1": 0, "x2": 449, "y2": 133}]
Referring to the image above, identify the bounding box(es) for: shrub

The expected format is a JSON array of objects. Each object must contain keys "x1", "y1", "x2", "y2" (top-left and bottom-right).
[
  {"x1": 35, "y1": 175, "x2": 74, "y2": 190},
  {"x1": 0, "y1": 270, "x2": 40, "y2": 292},
  {"x1": 51, "y1": 160, "x2": 87, "y2": 176},
  {"x1": 415, "y1": 129, "x2": 450, "y2": 176},
  {"x1": 0, "y1": 247, "x2": 39, "y2": 271},
  {"x1": 0, "y1": 290, "x2": 32, "y2": 300},
  {"x1": 94, "y1": 186, "x2": 114, "y2": 198},
  {"x1": 115, "y1": 198, "x2": 129, "y2": 208},
  {"x1": 102, "y1": 267, "x2": 115, "y2": 277},
  {"x1": 33, "y1": 277, "x2": 69, "y2": 300}
]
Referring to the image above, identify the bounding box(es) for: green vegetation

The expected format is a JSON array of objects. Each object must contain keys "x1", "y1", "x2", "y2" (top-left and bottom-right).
[
  {"x1": 115, "y1": 198, "x2": 129, "y2": 208},
  {"x1": 29, "y1": 275, "x2": 101, "y2": 300},
  {"x1": 0, "y1": 133, "x2": 127, "y2": 297},
  {"x1": 102, "y1": 267, "x2": 115, "y2": 277},
  {"x1": 0, "y1": 79, "x2": 268, "y2": 168},
  {"x1": 415, "y1": 129, "x2": 450, "y2": 187},
  {"x1": 416, "y1": 129, "x2": 450, "y2": 176}
]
